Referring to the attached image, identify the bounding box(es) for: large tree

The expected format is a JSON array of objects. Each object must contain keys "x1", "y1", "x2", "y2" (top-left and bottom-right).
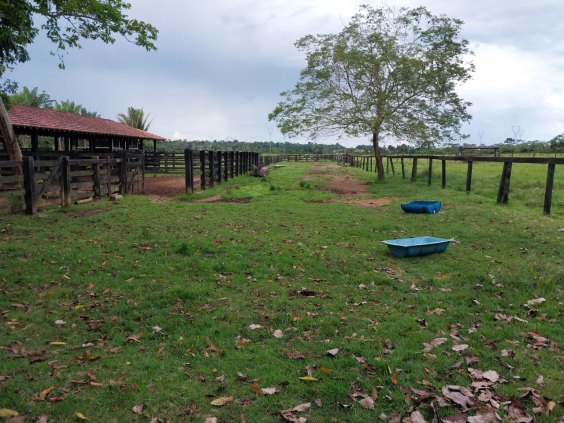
[
  {"x1": 55, "y1": 100, "x2": 100, "y2": 117},
  {"x1": 117, "y1": 107, "x2": 152, "y2": 131},
  {"x1": 0, "y1": 0, "x2": 158, "y2": 161},
  {"x1": 269, "y1": 5, "x2": 474, "y2": 180}
]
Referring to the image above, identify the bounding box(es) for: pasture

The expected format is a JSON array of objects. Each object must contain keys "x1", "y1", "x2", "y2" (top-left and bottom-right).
[{"x1": 0, "y1": 161, "x2": 562, "y2": 422}]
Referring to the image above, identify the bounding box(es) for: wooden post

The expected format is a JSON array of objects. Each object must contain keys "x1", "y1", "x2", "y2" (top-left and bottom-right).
[
  {"x1": 466, "y1": 160, "x2": 473, "y2": 193},
  {"x1": 217, "y1": 150, "x2": 222, "y2": 183},
  {"x1": 411, "y1": 158, "x2": 418, "y2": 182},
  {"x1": 105, "y1": 159, "x2": 112, "y2": 196},
  {"x1": 427, "y1": 158, "x2": 433, "y2": 186},
  {"x1": 390, "y1": 157, "x2": 395, "y2": 175},
  {"x1": 0, "y1": 97, "x2": 23, "y2": 167},
  {"x1": 386, "y1": 157, "x2": 389, "y2": 174},
  {"x1": 61, "y1": 156, "x2": 72, "y2": 206},
  {"x1": 441, "y1": 160, "x2": 446, "y2": 189},
  {"x1": 230, "y1": 151, "x2": 234, "y2": 178},
  {"x1": 93, "y1": 163, "x2": 101, "y2": 198},
  {"x1": 496, "y1": 161, "x2": 512, "y2": 203},
  {"x1": 184, "y1": 148, "x2": 193, "y2": 194},
  {"x1": 208, "y1": 150, "x2": 214, "y2": 187},
  {"x1": 119, "y1": 151, "x2": 128, "y2": 194},
  {"x1": 200, "y1": 150, "x2": 206, "y2": 190},
  {"x1": 22, "y1": 156, "x2": 37, "y2": 215},
  {"x1": 544, "y1": 164, "x2": 555, "y2": 214},
  {"x1": 401, "y1": 158, "x2": 405, "y2": 179},
  {"x1": 31, "y1": 131, "x2": 38, "y2": 153},
  {"x1": 224, "y1": 151, "x2": 229, "y2": 181}
]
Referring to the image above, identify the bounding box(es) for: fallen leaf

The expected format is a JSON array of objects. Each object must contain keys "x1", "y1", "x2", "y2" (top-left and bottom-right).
[
  {"x1": 353, "y1": 355, "x2": 366, "y2": 363},
  {"x1": 441, "y1": 386, "x2": 476, "y2": 411},
  {"x1": 49, "y1": 342, "x2": 67, "y2": 346},
  {"x1": 248, "y1": 324, "x2": 262, "y2": 330},
  {"x1": 452, "y1": 344, "x2": 469, "y2": 352},
  {"x1": 359, "y1": 397, "x2": 374, "y2": 409},
  {"x1": 286, "y1": 350, "x2": 305, "y2": 359},
  {"x1": 39, "y1": 386, "x2": 56, "y2": 401},
  {"x1": 75, "y1": 412, "x2": 89, "y2": 420},
  {"x1": 273, "y1": 329, "x2": 283, "y2": 339},
  {"x1": 423, "y1": 337, "x2": 448, "y2": 352},
  {"x1": 524, "y1": 298, "x2": 545, "y2": 307},
  {"x1": 536, "y1": 375, "x2": 544, "y2": 385},
  {"x1": 131, "y1": 403, "x2": 144, "y2": 415},
  {"x1": 262, "y1": 387, "x2": 278, "y2": 395},
  {"x1": 55, "y1": 320, "x2": 66, "y2": 326},
  {"x1": 36, "y1": 415, "x2": 49, "y2": 423},
  {"x1": 280, "y1": 402, "x2": 311, "y2": 423},
  {"x1": 482, "y1": 370, "x2": 499, "y2": 383},
  {"x1": 204, "y1": 418, "x2": 217, "y2": 423},
  {"x1": 299, "y1": 376, "x2": 318, "y2": 382},
  {"x1": 320, "y1": 367, "x2": 331, "y2": 374},
  {"x1": 327, "y1": 348, "x2": 339, "y2": 357},
  {"x1": 411, "y1": 411, "x2": 428, "y2": 423},
  {"x1": 126, "y1": 333, "x2": 143, "y2": 343},
  {"x1": 0, "y1": 409, "x2": 19, "y2": 418},
  {"x1": 427, "y1": 308, "x2": 445, "y2": 315},
  {"x1": 152, "y1": 326, "x2": 163, "y2": 334},
  {"x1": 391, "y1": 373, "x2": 398, "y2": 385},
  {"x1": 210, "y1": 396, "x2": 234, "y2": 406},
  {"x1": 314, "y1": 398, "x2": 323, "y2": 407}
]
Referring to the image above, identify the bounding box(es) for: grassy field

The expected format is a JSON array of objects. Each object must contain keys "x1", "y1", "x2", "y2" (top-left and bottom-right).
[{"x1": 0, "y1": 161, "x2": 562, "y2": 422}]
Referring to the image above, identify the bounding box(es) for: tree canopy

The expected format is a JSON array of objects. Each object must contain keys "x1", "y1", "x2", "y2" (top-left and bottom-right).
[
  {"x1": 9, "y1": 86, "x2": 53, "y2": 108},
  {"x1": 0, "y1": 0, "x2": 158, "y2": 80},
  {"x1": 118, "y1": 107, "x2": 152, "y2": 131},
  {"x1": 55, "y1": 100, "x2": 100, "y2": 117},
  {"x1": 269, "y1": 5, "x2": 474, "y2": 180}
]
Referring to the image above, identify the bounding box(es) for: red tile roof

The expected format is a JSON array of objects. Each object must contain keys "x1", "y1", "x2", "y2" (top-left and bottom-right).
[{"x1": 8, "y1": 105, "x2": 166, "y2": 140}]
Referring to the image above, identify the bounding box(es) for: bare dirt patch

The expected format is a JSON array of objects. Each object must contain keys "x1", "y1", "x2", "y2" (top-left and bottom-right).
[
  {"x1": 68, "y1": 207, "x2": 112, "y2": 218},
  {"x1": 324, "y1": 173, "x2": 368, "y2": 195},
  {"x1": 193, "y1": 195, "x2": 251, "y2": 204},
  {"x1": 143, "y1": 175, "x2": 185, "y2": 202}
]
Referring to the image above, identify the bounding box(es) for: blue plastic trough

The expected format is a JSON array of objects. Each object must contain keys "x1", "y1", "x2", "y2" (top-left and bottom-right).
[
  {"x1": 382, "y1": 236, "x2": 453, "y2": 258},
  {"x1": 400, "y1": 201, "x2": 442, "y2": 214}
]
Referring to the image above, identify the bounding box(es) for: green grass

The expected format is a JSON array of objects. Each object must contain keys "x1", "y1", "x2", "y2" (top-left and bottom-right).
[{"x1": 0, "y1": 161, "x2": 562, "y2": 422}]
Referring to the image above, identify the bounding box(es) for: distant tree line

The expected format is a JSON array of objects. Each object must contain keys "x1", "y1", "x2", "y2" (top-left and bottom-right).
[{"x1": 156, "y1": 139, "x2": 349, "y2": 154}]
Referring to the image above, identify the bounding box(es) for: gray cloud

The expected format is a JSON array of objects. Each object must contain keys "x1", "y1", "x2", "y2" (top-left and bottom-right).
[{"x1": 7, "y1": 0, "x2": 564, "y2": 146}]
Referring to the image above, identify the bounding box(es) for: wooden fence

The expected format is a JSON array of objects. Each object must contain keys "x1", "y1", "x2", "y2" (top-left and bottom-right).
[
  {"x1": 0, "y1": 152, "x2": 143, "y2": 215},
  {"x1": 343, "y1": 154, "x2": 563, "y2": 215},
  {"x1": 183, "y1": 150, "x2": 260, "y2": 192}
]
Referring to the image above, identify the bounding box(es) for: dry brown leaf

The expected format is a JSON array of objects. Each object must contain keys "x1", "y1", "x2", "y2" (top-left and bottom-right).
[
  {"x1": 391, "y1": 373, "x2": 398, "y2": 385},
  {"x1": 248, "y1": 324, "x2": 262, "y2": 330},
  {"x1": 204, "y1": 418, "x2": 217, "y2": 423},
  {"x1": 273, "y1": 329, "x2": 283, "y2": 339},
  {"x1": 327, "y1": 348, "x2": 339, "y2": 357},
  {"x1": 356, "y1": 397, "x2": 373, "y2": 409},
  {"x1": 524, "y1": 298, "x2": 545, "y2": 307},
  {"x1": 482, "y1": 370, "x2": 499, "y2": 383},
  {"x1": 411, "y1": 410, "x2": 428, "y2": 423},
  {"x1": 39, "y1": 386, "x2": 56, "y2": 401},
  {"x1": 423, "y1": 337, "x2": 448, "y2": 352},
  {"x1": 280, "y1": 402, "x2": 311, "y2": 423},
  {"x1": 535, "y1": 375, "x2": 544, "y2": 385},
  {"x1": 467, "y1": 408, "x2": 500, "y2": 423},
  {"x1": 131, "y1": 403, "x2": 144, "y2": 415},
  {"x1": 452, "y1": 344, "x2": 469, "y2": 352},
  {"x1": 353, "y1": 355, "x2": 366, "y2": 363},
  {"x1": 126, "y1": 333, "x2": 143, "y2": 343},
  {"x1": 441, "y1": 386, "x2": 476, "y2": 411},
  {"x1": 36, "y1": 415, "x2": 49, "y2": 423},
  {"x1": 261, "y1": 387, "x2": 278, "y2": 395},
  {"x1": 210, "y1": 396, "x2": 234, "y2": 406},
  {"x1": 443, "y1": 412, "x2": 467, "y2": 423},
  {"x1": 75, "y1": 412, "x2": 89, "y2": 420},
  {"x1": 314, "y1": 398, "x2": 323, "y2": 407},
  {"x1": 286, "y1": 350, "x2": 305, "y2": 359}
]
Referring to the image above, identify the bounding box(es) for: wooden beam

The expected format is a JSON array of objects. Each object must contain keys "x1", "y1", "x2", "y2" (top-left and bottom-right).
[
  {"x1": 427, "y1": 158, "x2": 433, "y2": 186},
  {"x1": 401, "y1": 158, "x2": 405, "y2": 179},
  {"x1": 0, "y1": 97, "x2": 23, "y2": 167}
]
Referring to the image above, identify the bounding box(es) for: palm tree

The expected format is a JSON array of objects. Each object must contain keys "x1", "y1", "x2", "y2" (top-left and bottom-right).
[
  {"x1": 55, "y1": 100, "x2": 100, "y2": 117},
  {"x1": 117, "y1": 107, "x2": 152, "y2": 131},
  {"x1": 10, "y1": 86, "x2": 53, "y2": 108}
]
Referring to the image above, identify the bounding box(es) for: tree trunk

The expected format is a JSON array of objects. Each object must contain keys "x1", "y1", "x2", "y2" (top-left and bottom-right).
[
  {"x1": 0, "y1": 97, "x2": 23, "y2": 167},
  {"x1": 372, "y1": 131, "x2": 385, "y2": 181}
]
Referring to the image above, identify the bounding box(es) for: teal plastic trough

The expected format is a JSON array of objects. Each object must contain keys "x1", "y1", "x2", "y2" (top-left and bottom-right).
[
  {"x1": 401, "y1": 201, "x2": 442, "y2": 214},
  {"x1": 382, "y1": 236, "x2": 453, "y2": 258}
]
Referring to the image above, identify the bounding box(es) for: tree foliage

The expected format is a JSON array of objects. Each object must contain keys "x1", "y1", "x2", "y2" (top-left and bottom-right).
[
  {"x1": 9, "y1": 86, "x2": 53, "y2": 108},
  {"x1": 0, "y1": 0, "x2": 158, "y2": 78},
  {"x1": 117, "y1": 107, "x2": 152, "y2": 131},
  {"x1": 55, "y1": 100, "x2": 100, "y2": 117},
  {"x1": 269, "y1": 5, "x2": 474, "y2": 180}
]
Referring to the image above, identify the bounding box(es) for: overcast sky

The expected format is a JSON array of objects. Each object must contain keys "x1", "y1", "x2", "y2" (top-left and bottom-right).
[{"x1": 8, "y1": 0, "x2": 564, "y2": 147}]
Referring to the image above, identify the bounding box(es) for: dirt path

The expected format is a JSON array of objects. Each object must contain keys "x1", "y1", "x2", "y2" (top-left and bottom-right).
[
  {"x1": 143, "y1": 175, "x2": 186, "y2": 202},
  {"x1": 310, "y1": 165, "x2": 392, "y2": 208}
]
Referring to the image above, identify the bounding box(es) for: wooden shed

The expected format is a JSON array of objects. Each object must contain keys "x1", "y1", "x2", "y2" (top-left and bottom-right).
[{"x1": 6, "y1": 105, "x2": 165, "y2": 153}]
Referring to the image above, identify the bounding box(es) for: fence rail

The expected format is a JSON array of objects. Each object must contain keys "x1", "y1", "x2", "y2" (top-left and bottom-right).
[
  {"x1": 342, "y1": 153, "x2": 563, "y2": 215},
  {"x1": 0, "y1": 152, "x2": 143, "y2": 215}
]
